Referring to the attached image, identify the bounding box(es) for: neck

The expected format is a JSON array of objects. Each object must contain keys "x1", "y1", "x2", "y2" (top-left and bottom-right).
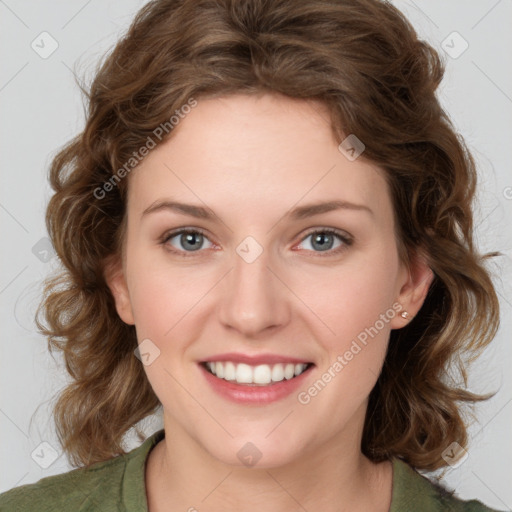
[{"x1": 145, "y1": 412, "x2": 393, "y2": 512}]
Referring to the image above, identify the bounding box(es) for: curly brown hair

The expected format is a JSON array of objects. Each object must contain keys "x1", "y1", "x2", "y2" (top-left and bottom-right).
[{"x1": 36, "y1": 0, "x2": 500, "y2": 471}]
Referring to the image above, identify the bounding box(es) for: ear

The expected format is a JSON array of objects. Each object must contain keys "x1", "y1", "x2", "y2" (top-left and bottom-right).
[
  {"x1": 103, "y1": 254, "x2": 135, "y2": 326},
  {"x1": 390, "y1": 250, "x2": 435, "y2": 329}
]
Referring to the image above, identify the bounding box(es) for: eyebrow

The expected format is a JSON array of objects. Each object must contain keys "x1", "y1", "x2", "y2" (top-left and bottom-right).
[{"x1": 141, "y1": 199, "x2": 373, "y2": 220}]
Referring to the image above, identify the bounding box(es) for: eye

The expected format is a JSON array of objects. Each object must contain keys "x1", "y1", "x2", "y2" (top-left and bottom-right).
[
  {"x1": 160, "y1": 227, "x2": 352, "y2": 257},
  {"x1": 161, "y1": 229, "x2": 215, "y2": 254},
  {"x1": 296, "y1": 229, "x2": 352, "y2": 255}
]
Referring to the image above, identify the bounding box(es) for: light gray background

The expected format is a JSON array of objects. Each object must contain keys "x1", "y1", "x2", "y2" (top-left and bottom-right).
[{"x1": 1, "y1": 0, "x2": 511, "y2": 509}]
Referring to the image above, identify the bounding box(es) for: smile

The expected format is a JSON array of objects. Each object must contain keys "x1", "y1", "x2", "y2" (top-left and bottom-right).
[
  {"x1": 204, "y1": 361, "x2": 312, "y2": 386},
  {"x1": 203, "y1": 361, "x2": 313, "y2": 386},
  {"x1": 199, "y1": 355, "x2": 315, "y2": 404}
]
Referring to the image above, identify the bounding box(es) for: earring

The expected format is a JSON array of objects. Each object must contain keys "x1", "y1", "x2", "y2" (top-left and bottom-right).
[{"x1": 400, "y1": 311, "x2": 409, "y2": 319}]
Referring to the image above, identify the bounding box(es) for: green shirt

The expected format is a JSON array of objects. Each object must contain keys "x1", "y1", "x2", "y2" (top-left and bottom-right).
[{"x1": 0, "y1": 429, "x2": 503, "y2": 511}]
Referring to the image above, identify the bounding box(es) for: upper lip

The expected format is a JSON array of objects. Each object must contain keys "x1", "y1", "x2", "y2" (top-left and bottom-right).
[{"x1": 200, "y1": 352, "x2": 314, "y2": 365}]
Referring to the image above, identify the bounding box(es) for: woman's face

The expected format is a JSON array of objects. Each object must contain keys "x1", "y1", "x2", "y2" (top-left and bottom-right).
[{"x1": 107, "y1": 92, "x2": 431, "y2": 468}]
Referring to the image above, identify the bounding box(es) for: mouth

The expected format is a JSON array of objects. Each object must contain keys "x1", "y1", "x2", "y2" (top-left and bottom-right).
[{"x1": 200, "y1": 361, "x2": 315, "y2": 386}]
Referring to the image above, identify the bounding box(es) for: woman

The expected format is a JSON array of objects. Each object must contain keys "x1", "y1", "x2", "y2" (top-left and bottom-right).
[{"x1": 0, "y1": 0, "x2": 503, "y2": 510}]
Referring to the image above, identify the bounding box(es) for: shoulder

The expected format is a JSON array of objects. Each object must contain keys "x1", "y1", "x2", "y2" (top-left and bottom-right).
[
  {"x1": 0, "y1": 429, "x2": 164, "y2": 512},
  {"x1": 390, "y1": 458, "x2": 505, "y2": 512},
  {"x1": 0, "y1": 454, "x2": 127, "y2": 512}
]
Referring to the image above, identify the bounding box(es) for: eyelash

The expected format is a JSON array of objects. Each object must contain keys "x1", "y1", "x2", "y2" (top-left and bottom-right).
[{"x1": 159, "y1": 227, "x2": 353, "y2": 258}]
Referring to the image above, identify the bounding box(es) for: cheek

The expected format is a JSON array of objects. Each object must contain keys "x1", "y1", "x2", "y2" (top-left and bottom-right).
[
  {"x1": 295, "y1": 246, "x2": 400, "y2": 354},
  {"x1": 125, "y1": 245, "x2": 212, "y2": 339},
  {"x1": 294, "y1": 254, "x2": 399, "y2": 421},
  {"x1": 125, "y1": 256, "x2": 211, "y2": 407},
  {"x1": 129, "y1": 274, "x2": 176, "y2": 337}
]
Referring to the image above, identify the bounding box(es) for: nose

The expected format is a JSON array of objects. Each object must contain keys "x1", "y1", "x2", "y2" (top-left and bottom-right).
[{"x1": 217, "y1": 244, "x2": 291, "y2": 337}]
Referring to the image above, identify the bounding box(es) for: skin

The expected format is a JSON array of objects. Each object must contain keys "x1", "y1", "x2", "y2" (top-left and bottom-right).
[{"x1": 105, "y1": 92, "x2": 433, "y2": 512}]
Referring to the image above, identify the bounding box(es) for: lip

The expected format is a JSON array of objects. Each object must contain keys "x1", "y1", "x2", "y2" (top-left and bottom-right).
[
  {"x1": 199, "y1": 352, "x2": 313, "y2": 365},
  {"x1": 199, "y1": 361, "x2": 315, "y2": 405}
]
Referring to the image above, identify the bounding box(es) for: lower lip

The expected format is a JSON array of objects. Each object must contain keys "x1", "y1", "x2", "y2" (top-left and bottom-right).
[{"x1": 199, "y1": 364, "x2": 314, "y2": 404}]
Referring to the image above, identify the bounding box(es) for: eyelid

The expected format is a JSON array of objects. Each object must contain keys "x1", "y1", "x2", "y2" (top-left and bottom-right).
[{"x1": 299, "y1": 227, "x2": 353, "y2": 244}]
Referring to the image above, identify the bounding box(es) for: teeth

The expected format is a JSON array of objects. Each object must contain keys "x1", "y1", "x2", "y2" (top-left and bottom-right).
[
  {"x1": 284, "y1": 363, "x2": 295, "y2": 380},
  {"x1": 224, "y1": 361, "x2": 236, "y2": 381},
  {"x1": 253, "y1": 364, "x2": 272, "y2": 384},
  {"x1": 271, "y1": 364, "x2": 284, "y2": 382},
  {"x1": 205, "y1": 361, "x2": 310, "y2": 385},
  {"x1": 236, "y1": 363, "x2": 253, "y2": 383}
]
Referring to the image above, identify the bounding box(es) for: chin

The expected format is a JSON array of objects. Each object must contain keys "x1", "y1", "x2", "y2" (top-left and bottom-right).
[{"x1": 204, "y1": 433, "x2": 308, "y2": 470}]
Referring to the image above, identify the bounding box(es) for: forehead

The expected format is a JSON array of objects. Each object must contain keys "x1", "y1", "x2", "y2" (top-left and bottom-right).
[{"x1": 127, "y1": 93, "x2": 392, "y2": 222}]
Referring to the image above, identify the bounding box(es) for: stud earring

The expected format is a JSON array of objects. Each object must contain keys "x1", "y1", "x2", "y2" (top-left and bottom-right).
[{"x1": 400, "y1": 311, "x2": 409, "y2": 319}]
